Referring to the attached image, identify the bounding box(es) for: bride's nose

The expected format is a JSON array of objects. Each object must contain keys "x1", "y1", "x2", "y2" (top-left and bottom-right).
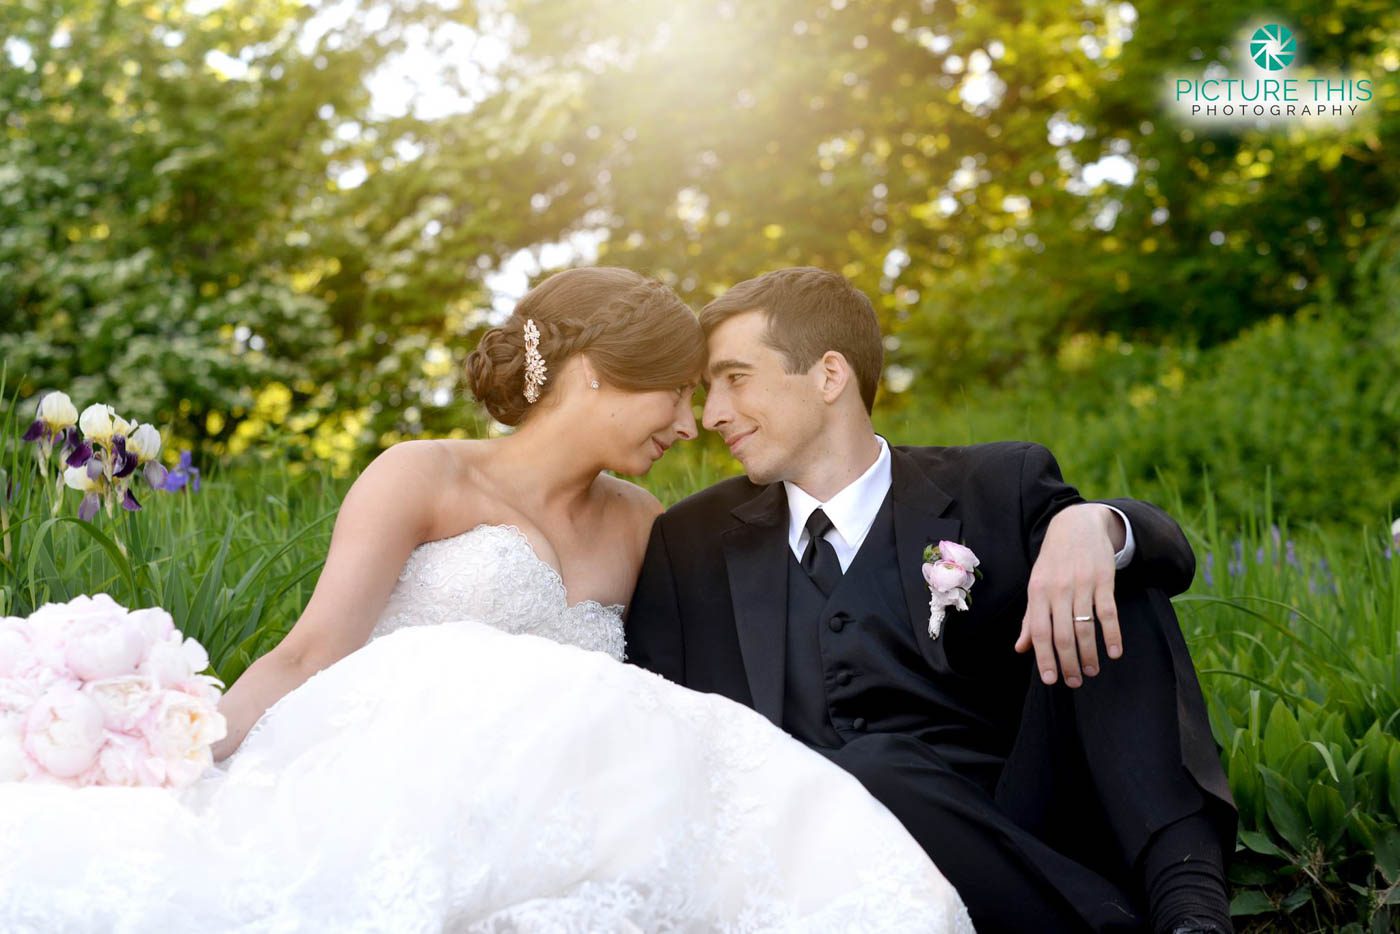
[{"x1": 674, "y1": 403, "x2": 697, "y2": 441}]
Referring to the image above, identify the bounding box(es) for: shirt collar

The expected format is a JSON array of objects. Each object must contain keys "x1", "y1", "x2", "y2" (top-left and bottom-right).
[{"x1": 784, "y1": 436, "x2": 893, "y2": 551}]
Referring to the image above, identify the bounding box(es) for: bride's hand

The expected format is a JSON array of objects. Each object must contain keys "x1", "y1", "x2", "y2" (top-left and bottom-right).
[{"x1": 213, "y1": 441, "x2": 443, "y2": 759}]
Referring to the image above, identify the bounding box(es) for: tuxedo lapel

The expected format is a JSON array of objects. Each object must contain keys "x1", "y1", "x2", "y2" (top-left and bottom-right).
[
  {"x1": 722, "y1": 483, "x2": 789, "y2": 726},
  {"x1": 889, "y1": 448, "x2": 962, "y2": 670}
]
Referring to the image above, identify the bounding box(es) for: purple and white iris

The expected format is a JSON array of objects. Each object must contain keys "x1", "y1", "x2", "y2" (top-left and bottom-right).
[
  {"x1": 38, "y1": 402, "x2": 169, "y2": 522},
  {"x1": 21, "y1": 391, "x2": 82, "y2": 470}
]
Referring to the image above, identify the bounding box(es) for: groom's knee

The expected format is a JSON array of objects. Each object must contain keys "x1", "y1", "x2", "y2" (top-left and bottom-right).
[{"x1": 825, "y1": 734, "x2": 970, "y2": 822}]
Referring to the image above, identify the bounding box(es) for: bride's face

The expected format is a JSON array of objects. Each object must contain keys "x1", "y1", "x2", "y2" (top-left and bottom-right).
[{"x1": 593, "y1": 383, "x2": 698, "y2": 476}]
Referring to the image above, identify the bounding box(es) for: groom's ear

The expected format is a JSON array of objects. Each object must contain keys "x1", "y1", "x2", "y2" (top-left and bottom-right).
[{"x1": 817, "y1": 350, "x2": 853, "y2": 404}]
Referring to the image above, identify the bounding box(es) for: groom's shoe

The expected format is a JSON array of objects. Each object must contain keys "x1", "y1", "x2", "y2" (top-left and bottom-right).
[{"x1": 1168, "y1": 919, "x2": 1232, "y2": 934}]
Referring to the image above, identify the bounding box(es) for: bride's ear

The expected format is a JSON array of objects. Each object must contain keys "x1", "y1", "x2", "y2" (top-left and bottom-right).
[
  {"x1": 817, "y1": 351, "x2": 853, "y2": 404},
  {"x1": 579, "y1": 354, "x2": 602, "y2": 392}
]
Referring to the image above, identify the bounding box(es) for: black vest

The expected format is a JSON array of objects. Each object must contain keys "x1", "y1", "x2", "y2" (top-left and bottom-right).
[{"x1": 781, "y1": 492, "x2": 1005, "y2": 763}]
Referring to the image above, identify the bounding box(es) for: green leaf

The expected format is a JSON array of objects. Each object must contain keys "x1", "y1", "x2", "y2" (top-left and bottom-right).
[
  {"x1": 1309, "y1": 740, "x2": 1341, "y2": 784},
  {"x1": 1257, "y1": 764, "x2": 1311, "y2": 854},
  {"x1": 1377, "y1": 829, "x2": 1400, "y2": 885},
  {"x1": 1307, "y1": 783, "x2": 1348, "y2": 852},
  {"x1": 1228, "y1": 860, "x2": 1282, "y2": 886},
  {"x1": 1263, "y1": 700, "x2": 1305, "y2": 773},
  {"x1": 1239, "y1": 829, "x2": 1285, "y2": 858},
  {"x1": 1348, "y1": 809, "x2": 1380, "y2": 851},
  {"x1": 1388, "y1": 743, "x2": 1400, "y2": 821},
  {"x1": 1230, "y1": 739, "x2": 1264, "y2": 826},
  {"x1": 1229, "y1": 890, "x2": 1275, "y2": 917},
  {"x1": 1280, "y1": 884, "x2": 1313, "y2": 913}
]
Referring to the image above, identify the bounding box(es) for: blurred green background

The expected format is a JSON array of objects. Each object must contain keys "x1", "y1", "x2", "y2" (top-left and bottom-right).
[
  {"x1": 3, "y1": 0, "x2": 1399, "y2": 929},
  {"x1": 3, "y1": 0, "x2": 1397, "y2": 523}
]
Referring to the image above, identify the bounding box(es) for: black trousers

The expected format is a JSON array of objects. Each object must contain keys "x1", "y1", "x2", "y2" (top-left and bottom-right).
[{"x1": 822, "y1": 587, "x2": 1235, "y2": 933}]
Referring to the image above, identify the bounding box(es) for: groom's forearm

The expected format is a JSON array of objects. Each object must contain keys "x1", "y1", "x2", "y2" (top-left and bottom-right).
[{"x1": 1098, "y1": 497, "x2": 1195, "y2": 596}]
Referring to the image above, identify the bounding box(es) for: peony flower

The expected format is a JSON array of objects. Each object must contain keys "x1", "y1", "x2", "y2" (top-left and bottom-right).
[
  {"x1": 926, "y1": 560, "x2": 975, "y2": 595},
  {"x1": 23, "y1": 687, "x2": 105, "y2": 779},
  {"x1": 64, "y1": 619, "x2": 148, "y2": 681},
  {"x1": 25, "y1": 594, "x2": 126, "y2": 680},
  {"x1": 171, "y1": 673, "x2": 225, "y2": 707},
  {"x1": 7, "y1": 595, "x2": 223, "y2": 787},
  {"x1": 921, "y1": 540, "x2": 982, "y2": 639},
  {"x1": 143, "y1": 691, "x2": 226, "y2": 787},
  {"x1": 0, "y1": 618, "x2": 34, "y2": 679},
  {"x1": 140, "y1": 638, "x2": 204, "y2": 687},
  {"x1": 0, "y1": 713, "x2": 30, "y2": 782},
  {"x1": 127, "y1": 607, "x2": 177, "y2": 646},
  {"x1": 29, "y1": 593, "x2": 124, "y2": 629},
  {"x1": 936, "y1": 540, "x2": 980, "y2": 571},
  {"x1": 84, "y1": 675, "x2": 160, "y2": 732},
  {"x1": 78, "y1": 404, "x2": 118, "y2": 444},
  {"x1": 89, "y1": 730, "x2": 160, "y2": 787}
]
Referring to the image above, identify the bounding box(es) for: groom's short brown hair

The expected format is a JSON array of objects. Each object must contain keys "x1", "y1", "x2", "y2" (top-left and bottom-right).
[{"x1": 700, "y1": 267, "x2": 883, "y2": 413}]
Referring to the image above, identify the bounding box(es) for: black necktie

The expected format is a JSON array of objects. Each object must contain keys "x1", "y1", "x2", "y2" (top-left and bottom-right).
[{"x1": 801, "y1": 508, "x2": 843, "y2": 596}]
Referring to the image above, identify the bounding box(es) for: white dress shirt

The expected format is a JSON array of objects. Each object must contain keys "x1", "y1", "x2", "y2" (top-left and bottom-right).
[{"x1": 783, "y1": 436, "x2": 1136, "y2": 573}]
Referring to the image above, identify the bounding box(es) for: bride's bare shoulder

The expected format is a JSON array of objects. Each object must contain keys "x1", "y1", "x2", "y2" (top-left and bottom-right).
[
  {"x1": 371, "y1": 438, "x2": 454, "y2": 471},
  {"x1": 354, "y1": 440, "x2": 477, "y2": 526},
  {"x1": 594, "y1": 475, "x2": 664, "y2": 557},
  {"x1": 425, "y1": 438, "x2": 492, "y2": 474}
]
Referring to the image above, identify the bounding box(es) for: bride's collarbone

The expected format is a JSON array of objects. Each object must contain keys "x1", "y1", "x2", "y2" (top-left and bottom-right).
[
  {"x1": 431, "y1": 459, "x2": 645, "y2": 605},
  {"x1": 431, "y1": 518, "x2": 632, "y2": 608}
]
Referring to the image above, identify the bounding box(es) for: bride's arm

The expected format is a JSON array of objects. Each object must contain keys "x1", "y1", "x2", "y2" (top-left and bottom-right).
[{"x1": 212, "y1": 441, "x2": 442, "y2": 760}]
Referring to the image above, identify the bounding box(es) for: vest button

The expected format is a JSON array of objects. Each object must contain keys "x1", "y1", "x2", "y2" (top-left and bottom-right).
[
  {"x1": 852, "y1": 717, "x2": 867, "y2": 731},
  {"x1": 828, "y1": 615, "x2": 846, "y2": 633},
  {"x1": 836, "y1": 670, "x2": 853, "y2": 687}
]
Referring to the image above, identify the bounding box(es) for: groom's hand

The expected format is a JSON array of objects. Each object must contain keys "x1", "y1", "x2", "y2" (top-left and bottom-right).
[{"x1": 1016, "y1": 504, "x2": 1126, "y2": 688}]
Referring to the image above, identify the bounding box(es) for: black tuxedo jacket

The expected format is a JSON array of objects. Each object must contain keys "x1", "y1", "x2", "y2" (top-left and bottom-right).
[{"x1": 625, "y1": 441, "x2": 1196, "y2": 765}]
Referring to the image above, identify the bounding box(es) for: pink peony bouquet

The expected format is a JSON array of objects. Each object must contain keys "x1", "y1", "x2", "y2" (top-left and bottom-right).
[{"x1": 0, "y1": 594, "x2": 226, "y2": 788}]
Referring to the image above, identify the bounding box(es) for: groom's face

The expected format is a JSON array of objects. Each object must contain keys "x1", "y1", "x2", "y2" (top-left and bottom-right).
[{"x1": 702, "y1": 310, "x2": 825, "y2": 486}]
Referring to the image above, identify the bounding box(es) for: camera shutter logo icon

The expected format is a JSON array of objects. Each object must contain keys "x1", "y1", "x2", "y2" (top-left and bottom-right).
[{"x1": 1250, "y1": 24, "x2": 1296, "y2": 71}]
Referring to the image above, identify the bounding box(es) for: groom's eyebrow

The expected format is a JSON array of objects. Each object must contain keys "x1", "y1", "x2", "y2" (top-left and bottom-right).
[{"x1": 706, "y1": 359, "x2": 752, "y2": 380}]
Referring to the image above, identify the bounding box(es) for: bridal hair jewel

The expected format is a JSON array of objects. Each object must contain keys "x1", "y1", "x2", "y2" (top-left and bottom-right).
[{"x1": 522, "y1": 318, "x2": 548, "y2": 404}]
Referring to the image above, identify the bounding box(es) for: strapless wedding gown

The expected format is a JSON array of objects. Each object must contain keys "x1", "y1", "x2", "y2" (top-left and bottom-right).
[{"x1": 0, "y1": 524, "x2": 973, "y2": 933}]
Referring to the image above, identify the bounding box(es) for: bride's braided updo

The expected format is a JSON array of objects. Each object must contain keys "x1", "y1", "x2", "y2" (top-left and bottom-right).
[{"x1": 466, "y1": 267, "x2": 704, "y2": 426}]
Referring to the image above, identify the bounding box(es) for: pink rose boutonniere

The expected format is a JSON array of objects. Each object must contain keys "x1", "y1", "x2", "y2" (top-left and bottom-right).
[{"x1": 921, "y1": 540, "x2": 982, "y2": 639}]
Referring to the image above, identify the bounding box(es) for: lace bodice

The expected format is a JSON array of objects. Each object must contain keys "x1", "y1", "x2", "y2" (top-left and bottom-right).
[{"x1": 371, "y1": 523, "x2": 627, "y2": 661}]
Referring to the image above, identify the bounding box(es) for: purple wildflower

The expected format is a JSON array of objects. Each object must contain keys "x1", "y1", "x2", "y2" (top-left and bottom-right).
[
  {"x1": 158, "y1": 451, "x2": 201, "y2": 493},
  {"x1": 1229, "y1": 539, "x2": 1244, "y2": 578}
]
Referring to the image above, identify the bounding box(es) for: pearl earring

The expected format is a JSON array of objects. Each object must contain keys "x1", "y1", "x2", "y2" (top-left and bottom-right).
[{"x1": 590, "y1": 379, "x2": 600, "y2": 390}]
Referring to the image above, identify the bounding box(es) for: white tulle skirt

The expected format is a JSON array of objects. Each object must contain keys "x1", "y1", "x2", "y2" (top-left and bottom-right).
[{"x1": 0, "y1": 619, "x2": 972, "y2": 932}]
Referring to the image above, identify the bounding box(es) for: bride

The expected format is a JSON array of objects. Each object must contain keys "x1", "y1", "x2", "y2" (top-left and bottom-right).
[{"x1": 0, "y1": 267, "x2": 972, "y2": 933}]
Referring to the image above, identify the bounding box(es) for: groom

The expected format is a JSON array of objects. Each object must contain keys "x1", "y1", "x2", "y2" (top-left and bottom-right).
[{"x1": 626, "y1": 268, "x2": 1236, "y2": 933}]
